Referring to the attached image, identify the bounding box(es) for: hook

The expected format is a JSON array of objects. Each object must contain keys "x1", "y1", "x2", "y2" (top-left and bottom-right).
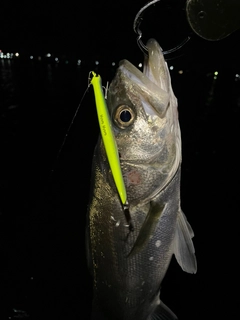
[{"x1": 133, "y1": 0, "x2": 191, "y2": 56}]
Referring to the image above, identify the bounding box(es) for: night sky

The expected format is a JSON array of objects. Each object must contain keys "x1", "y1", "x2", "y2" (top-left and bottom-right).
[
  {"x1": 1, "y1": 0, "x2": 239, "y2": 65},
  {"x1": 1, "y1": 1, "x2": 139, "y2": 55}
]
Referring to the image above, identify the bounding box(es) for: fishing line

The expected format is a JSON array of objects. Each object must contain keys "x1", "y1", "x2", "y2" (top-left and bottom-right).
[{"x1": 50, "y1": 83, "x2": 91, "y2": 175}]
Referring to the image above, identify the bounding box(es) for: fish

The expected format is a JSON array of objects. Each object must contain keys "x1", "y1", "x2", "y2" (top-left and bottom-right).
[{"x1": 86, "y1": 38, "x2": 197, "y2": 320}]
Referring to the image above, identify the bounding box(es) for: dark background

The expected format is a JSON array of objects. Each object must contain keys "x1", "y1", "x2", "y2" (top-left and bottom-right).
[{"x1": 1, "y1": 1, "x2": 239, "y2": 319}]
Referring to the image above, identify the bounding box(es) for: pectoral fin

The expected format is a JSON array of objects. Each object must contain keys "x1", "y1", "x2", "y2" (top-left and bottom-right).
[
  {"x1": 173, "y1": 210, "x2": 197, "y2": 274},
  {"x1": 128, "y1": 202, "x2": 165, "y2": 257}
]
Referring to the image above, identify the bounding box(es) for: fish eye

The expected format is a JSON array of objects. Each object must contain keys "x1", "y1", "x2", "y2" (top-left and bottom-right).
[{"x1": 114, "y1": 105, "x2": 135, "y2": 129}]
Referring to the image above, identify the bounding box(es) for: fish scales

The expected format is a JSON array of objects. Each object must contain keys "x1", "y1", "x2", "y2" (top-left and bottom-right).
[{"x1": 86, "y1": 39, "x2": 197, "y2": 320}]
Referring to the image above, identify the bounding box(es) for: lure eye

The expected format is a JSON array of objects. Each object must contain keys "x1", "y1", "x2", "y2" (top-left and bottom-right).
[{"x1": 114, "y1": 105, "x2": 135, "y2": 129}]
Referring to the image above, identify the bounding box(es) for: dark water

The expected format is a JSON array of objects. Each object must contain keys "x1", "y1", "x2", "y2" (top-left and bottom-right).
[{"x1": 1, "y1": 54, "x2": 239, "y2": 319}]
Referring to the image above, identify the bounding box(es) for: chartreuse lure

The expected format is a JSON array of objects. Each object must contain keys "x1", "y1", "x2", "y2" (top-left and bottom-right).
[{"x1": 90, "y1": 72, "x2": 133, "y2": 231}]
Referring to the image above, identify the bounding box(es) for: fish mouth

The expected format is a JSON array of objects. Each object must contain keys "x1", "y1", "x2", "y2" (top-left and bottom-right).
[
  {"x1": 143, "y1": 38, "x2": 171, "y2": 93},
  {"x1": 107, "y1": 38, "x2": 181, "y2": 184},
  {"x1": 117, "y1": 38, "x2": 172, "y2": 118}
]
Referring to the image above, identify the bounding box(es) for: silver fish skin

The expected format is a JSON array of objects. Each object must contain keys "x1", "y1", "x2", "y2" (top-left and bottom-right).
[{"x1": 86, "y1": 38, "x2": 197, "y2": 320}]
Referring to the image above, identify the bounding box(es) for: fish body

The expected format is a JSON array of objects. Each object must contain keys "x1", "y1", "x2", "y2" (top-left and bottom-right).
[{"x1": 86, "y1": 39, "x2": 197, "y2": 320}]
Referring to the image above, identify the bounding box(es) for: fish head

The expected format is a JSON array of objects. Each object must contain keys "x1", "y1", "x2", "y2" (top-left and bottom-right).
[{"x1": 107, "y1": 38, "x2": 181, "y2": 167}]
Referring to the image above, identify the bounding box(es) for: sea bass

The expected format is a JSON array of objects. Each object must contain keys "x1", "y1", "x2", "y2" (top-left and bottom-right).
[{"x1": 86, "y1": 38, "x2": 197, "y2": 320}]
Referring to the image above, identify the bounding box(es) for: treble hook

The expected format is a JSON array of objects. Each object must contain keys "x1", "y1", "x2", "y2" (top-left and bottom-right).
[{"x1": 133, "y1": 0, "x2": 191, "y2": 56}]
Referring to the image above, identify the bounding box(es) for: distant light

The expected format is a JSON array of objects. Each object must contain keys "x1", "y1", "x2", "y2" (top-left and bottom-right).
[
  {"x1": 6, "y1": 53, "x2": 10, "y2": 58},
  {"x1": 95, "y1": 60, "x2": 99, "y2": 65},
  {"x1": 37, "y1": 56, "x2": 42, "y2": 61},
  {"x1": 55, "y1": 57, "x2": 59, "y2": 62},
  {"x1": 3, "y1": 55, "x2": 7, "y2": 59},
  {"x1": 138, "y1": 63, "x2": 142, "y2": 68},
  {"x1": 30, "y1": 55, "x2": 33, "y2": 60},
  {"x1": 235, "y1": 74, "x2": 239, "y2": 81},
  {"x1": 46, "y1": 53, "x2": 51, "y2": 57},
  {"x1": 77, "y1": 59, "x2": 81, "y2": 65},
  {"x1": 15, "y1": 52, "x2": 19, "y2": 57},
  {"x1": 111, "y1": 62, "x2": 115, "y2": 66},
  {"x1": 169, "y1": 66, "x2": 174, "y2": 70},
  {"x1": 65, "y1": 60, "x2": 69, "y2": 64},
  {"x1": 0, "y1": 52, "x2": 3, "y2": 58},
  {"x1": 178, "y1": 70, "x2": 183, "y2": 74},
  {"x1": 214, "y1": 71, "x2": 218, "y2": 76}
]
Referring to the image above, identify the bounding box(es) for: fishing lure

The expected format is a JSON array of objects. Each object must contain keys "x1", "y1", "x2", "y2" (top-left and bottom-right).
[{"x1": 89, "y1": 72, "x2": 133, "y2": 231}]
